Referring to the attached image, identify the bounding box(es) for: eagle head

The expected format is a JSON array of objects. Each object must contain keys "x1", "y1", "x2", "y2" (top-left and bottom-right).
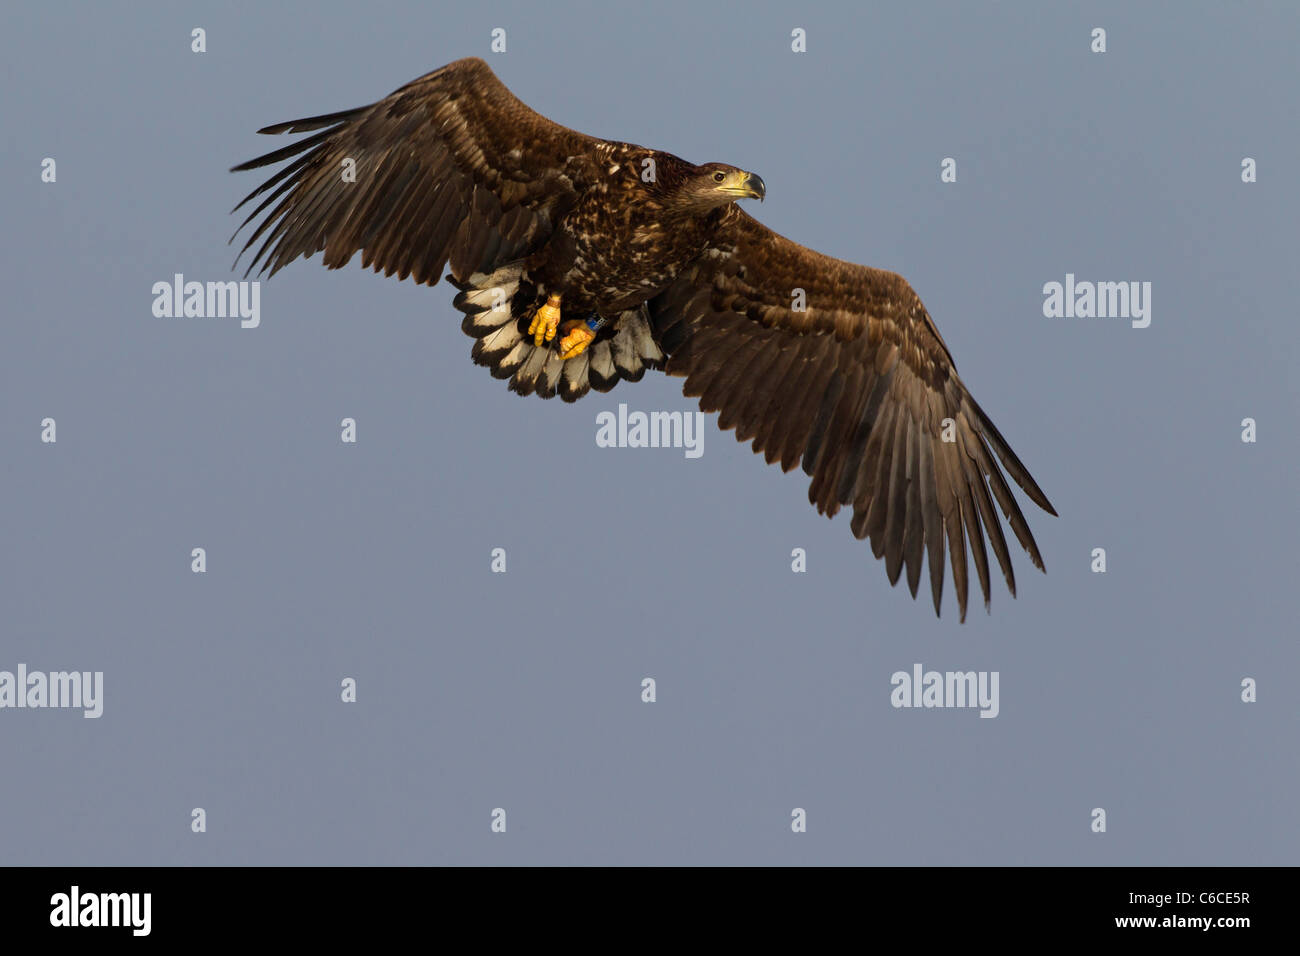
[{"x1": 685, "y1": 163, "x2": 766, "y2": 210}]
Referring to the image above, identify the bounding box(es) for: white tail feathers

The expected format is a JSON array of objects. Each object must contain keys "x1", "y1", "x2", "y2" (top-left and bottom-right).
[{"x1": 451, "y1": 265, "x2": 665, "y2": 402}]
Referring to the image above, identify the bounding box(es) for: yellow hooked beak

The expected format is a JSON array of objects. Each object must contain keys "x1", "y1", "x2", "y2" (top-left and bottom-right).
[{"x1": 717, "y1": 170, "x2": 766, "y2": 201}]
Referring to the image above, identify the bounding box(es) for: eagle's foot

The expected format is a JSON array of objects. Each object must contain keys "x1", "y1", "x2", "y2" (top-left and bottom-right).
[
  {"x1": 528, "y1": 293, "x2": 563, "y2": 346},
  {"x1": 558, "y1": 319, "x2": 597, "y2": 360}
]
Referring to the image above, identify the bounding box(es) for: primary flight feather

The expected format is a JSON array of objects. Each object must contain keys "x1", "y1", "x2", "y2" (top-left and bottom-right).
[{"x1": 230, "y1": 57, "x2": 1056, "y2": 620}]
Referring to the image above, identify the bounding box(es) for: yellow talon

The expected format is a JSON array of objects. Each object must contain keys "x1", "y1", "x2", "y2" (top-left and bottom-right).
[
  {"x1": 558, "y1": 320, "x2": 596, "y2": 360},
  {"x1": 528, "y1": 292, "x2": 563, "y2": 346}
]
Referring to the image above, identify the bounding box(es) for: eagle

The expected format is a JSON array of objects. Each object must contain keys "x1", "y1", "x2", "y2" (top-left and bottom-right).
[{"x1": 230, "y1": 57, "x2": 1056, "y2": 620}]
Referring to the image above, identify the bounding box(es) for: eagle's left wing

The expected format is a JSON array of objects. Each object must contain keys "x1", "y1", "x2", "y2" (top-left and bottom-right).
[{"x1": 650, "y1": 208, "x2": 1056, "y2": 620}]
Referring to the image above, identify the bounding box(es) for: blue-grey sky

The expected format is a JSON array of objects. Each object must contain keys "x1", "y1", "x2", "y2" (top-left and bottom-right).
[{"x1": 1, "y1": 0, "x2": 1295, "y2": 865}]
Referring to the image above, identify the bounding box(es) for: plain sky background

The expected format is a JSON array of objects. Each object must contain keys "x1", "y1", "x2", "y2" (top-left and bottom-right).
[{"x1": 1, "y1": 1, "x2": 1296, "y2": 865}]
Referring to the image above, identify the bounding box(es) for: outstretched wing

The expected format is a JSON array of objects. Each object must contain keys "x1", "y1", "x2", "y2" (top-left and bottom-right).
[
  {"x1": 650, "y1": 209, "x2": 1056, "y2": 620},
  {"x1": 230, "y1": 57, "x2": 602, "y2": 286}
]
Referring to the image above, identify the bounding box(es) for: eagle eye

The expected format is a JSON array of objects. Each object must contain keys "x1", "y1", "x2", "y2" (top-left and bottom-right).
[{"x1": 712, "y1": 170, "x2": 726, "y2": 183}]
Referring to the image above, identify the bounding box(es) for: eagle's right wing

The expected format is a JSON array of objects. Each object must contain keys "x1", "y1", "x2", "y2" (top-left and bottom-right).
[{"x1": 230, "y1": 57, "x2": 604, "y2": 286}]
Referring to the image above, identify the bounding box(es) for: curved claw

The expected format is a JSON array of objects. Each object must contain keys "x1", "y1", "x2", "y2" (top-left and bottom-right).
[
  {"x1": 528, "y1": 293, "x2": 563, "y2": 346},
  {"x1": 558, "y1": 321, "x2": 596, "y2": 360}
]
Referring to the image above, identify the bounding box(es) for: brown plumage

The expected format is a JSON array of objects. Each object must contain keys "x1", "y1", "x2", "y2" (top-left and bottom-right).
[{"x1": 230, "y1": 57, "x2": 1056, "y2": 620}]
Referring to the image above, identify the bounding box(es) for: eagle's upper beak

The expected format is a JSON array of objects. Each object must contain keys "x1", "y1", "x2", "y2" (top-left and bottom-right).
[{"x1": 720, "y1": 170, "x2": 766, "y2": 202}]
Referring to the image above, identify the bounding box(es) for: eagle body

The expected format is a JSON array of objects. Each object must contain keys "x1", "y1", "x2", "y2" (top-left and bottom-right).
[
  {"x1": 231, "y1": 57, "x2": 1057, "y2": 620},
  {"x1": 530, "y1": 147, "x2": 731, "y2": 315}
]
